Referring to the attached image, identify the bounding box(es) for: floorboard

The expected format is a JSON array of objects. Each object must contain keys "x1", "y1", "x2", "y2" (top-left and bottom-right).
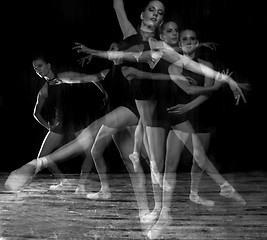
[{"x1": 0, "y1": 171, "x2": 266, "y2": 239}]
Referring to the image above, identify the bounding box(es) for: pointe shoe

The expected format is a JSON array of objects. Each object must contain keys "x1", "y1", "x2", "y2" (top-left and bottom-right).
[
  {"x1": 86, "y1": 190, "x2": 111, "y2": 200},
  {"x1": 49, "y1": 179, "x2": 72, "y2": 191},
  {"x1": 147, "y1": 211, "x2": 172, "y2": 240},
  {"x1": 189, "y1": 192, "x2": 214, "y2": 207},
  {"x1": 140, "y1": 210, "x2": 159, "y2": 236},
  {"x1": 4, "y1": 160, "x2": 37, "y2": 192},
  {"x1": 140, "y1": 210, "x2": 159, "y2": 225},
  {"x1": 220, "y1": 185, "x2": 246, "y2": 206},
  {"x1": 74, "y1": 184, "x2": 86, "y2": 195}
]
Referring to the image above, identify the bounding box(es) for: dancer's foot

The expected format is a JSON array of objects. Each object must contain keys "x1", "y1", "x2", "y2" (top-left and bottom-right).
[
  {"x1": 74, "y1": 184, "x2": 86, "y2": 195},
  {"x1": 189, "y1": 192, "x2": 214, "y2": 207},
  {"x1": 140, "y1": 210, "x2": 160, "y2": 225},
  {"x1": 86, "y1": 189, "x2": 111, "y2": 200},
  {"x1": 220, "y1": 184, "x2": 246, "y2": 206},
  {"x1": 147, "y1": 211, "x2": 172, "y2": 240},
  {"x1": 129, "y1": 152, "x2": 140, "y2": 172},
  {"x1": 4, "y1": 159, "x2": 39, "y2": 192},
  {"x1": 49, "y1": 179, "x2": 72, "y2": 191},
  {"x1": 140, "y1": 210, "x2": 159, "y2": 236}
]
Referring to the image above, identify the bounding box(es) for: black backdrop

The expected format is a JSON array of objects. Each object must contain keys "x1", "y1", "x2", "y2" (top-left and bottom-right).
[{"x1": 1, "y1": 0, "x2": 265, "y2": 173}]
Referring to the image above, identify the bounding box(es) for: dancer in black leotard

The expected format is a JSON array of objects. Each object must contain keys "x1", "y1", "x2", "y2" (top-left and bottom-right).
[
  {"x1": 31, "y1": 55, "x2": 105, "y2": 190},
  {"x1": 73, "y1": 4, "x2": 246, "y2": 236},
  {"x1": 5, "y1": 40, "x2": 152, "y2": 231},
  {"x1": 121, "y1": 21, "x2": 247, "y2": 239},
  {"x1": 176, "y1": 28, "x2": 219, "y2": 207}
]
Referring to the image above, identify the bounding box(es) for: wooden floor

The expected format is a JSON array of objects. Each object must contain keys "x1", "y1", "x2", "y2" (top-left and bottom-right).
[{"x1": 0, "y1": 171, "x2": 266, "y2": 240}]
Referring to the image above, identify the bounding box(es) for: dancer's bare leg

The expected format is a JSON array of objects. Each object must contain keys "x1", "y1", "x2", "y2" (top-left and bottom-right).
[
  {"x1": 113, "y1": 129, "x2": 150, "y2": 217},
  {"x1": 171, "y1": 121, "x2": 246, "y2": 205},
  {"x1": 4, "y1": 131, "x2": 69, "y2": 192},
  {"x1": 145, "y1": 126, "x2": 166, "y2": 221},
  {"x1": 135, "y1": 100, "x2": 158, "y2": 167},
  {"x1": 74, "y1": 150, "x2": 95, "y2": 194},
  {"x1": 37, "y1": 131, "x2": 65, "y2": 181},
  {"x1": 147, "y1": 130, "x2": 184, "y2": 240},
  {"x1": 129, "y1": 119, "x2": 143, "y2": 171},
  {"x1": 87, "y1": 107, "x2": 139, "y2": 199},
  {"x1": 190, "y1": 133, "x2": 209, "y2": 193},
  {"x1": 189, "y1": 132, "x2": 215, "y2": 206},
  {"x1": 191, "y1": 133, "x2": 246, "y2": 205},
  {"x1": 87, "y1": 125, "x2": 114, "y2": 199},
  {"x1": 4, "y1": 124, "x2": 99, "y2": 192},
  {"x1": 35, "y1": 120, "x2": 101, "y2": 171},
  {"x1": 4, "y1": 107, "x2": 135, "y2": 191}
]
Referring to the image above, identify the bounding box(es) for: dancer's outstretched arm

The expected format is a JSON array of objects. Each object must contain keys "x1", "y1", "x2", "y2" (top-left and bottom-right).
[
  {"x1": 57, "y1": 69, "x2": 109, "y2": 95},
  {"x1": 72, "y1": 42, "x2": 142, "y2": 63},
  {"x1": 72, "y1": 41, "x2": 247, "y2": 105},
  {"x1": 58, "y1": 69, "x2": 109, "y2": 84},
  {"x1": 149, "y1": 41, "x2": 247, "y2": 104},
  {"x1": 121, "y1": 66, "x2": 223, "y2": 95}
]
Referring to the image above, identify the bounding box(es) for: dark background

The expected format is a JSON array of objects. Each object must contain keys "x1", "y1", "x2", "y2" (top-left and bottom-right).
[{"x1": 1, "y1": 0, "x2": 265, "y2": 173}]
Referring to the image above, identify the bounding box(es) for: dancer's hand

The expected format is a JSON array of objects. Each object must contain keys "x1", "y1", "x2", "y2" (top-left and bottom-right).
[
  {"x1": 167, "y1": 103, "x2": 191, "y2": 114},
  {"x1": 73, "y1": 42, "x2": 96, "y2": 54},
  {"x1": 217, "y1": 69, "x2": 248, "y2": 105},
  {"x1": 77, "y1": 55, "x2": 93, "y2": 67},
  {"x1": 223, "y1": 76, "x2": 247, "y2": 105}
]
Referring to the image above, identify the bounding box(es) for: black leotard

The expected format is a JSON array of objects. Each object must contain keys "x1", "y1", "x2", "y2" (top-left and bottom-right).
[
  {"x1": 119, "y1": 34, "x2": 157, "y2": 101},
  {"x1": 101, "y1": 62, "x2": 139, "y2": 118},
  {"x1": 182, "y1": 49, "x2": 217, "y2": 133},
  {"x1": 151, "y1": 58, "x2": 191, "y2": 128},
  {"x1": 42, "y1": 79, "x2": 105, "y2": 134}
]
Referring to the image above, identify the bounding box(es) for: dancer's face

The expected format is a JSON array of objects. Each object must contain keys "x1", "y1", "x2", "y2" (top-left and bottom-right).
[
  {"x1": 179, "y1": 30, "x2": 199, "y2": 55},
  {"x1": 160, "y1": 21, "x2": 179, "y2": 47},
  {"x1": 109, "y1": 42, "x2": 119, "y2": 51},
  {"x1": 141, "y1": 1, "x2": 165, "y2": 29},
  {"x1": 32, "y1": 59, "x2": 51, "y2": 78},
  {"x1": 109, "y1": 42, "x2": 121, "y2": 65}
]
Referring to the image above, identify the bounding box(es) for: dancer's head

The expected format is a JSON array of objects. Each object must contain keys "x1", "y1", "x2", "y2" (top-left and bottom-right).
[
  {"x1": 32, "y1": 56, "x2": 54, "y2": 80},
  {"x1": 140, "y1": 0, "x2": 166, "y2": 33},
  {"x1": 109, "y1": 42, "x2": 119, "y2": 51},
  {"x1": 179, "y1": 29, "x2": 199, "y2": 56},
  {"x1": 109, "y1": 42, "x2": 121, "y2": 65},
  {"x1": 159, "y1": 21, "x2": 179, "y2": 47}
]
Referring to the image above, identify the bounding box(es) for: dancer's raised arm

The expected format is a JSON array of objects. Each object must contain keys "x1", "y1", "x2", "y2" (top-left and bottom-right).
[{"x1": 113, "y1": 0, "x2": 137, "y2": 39}]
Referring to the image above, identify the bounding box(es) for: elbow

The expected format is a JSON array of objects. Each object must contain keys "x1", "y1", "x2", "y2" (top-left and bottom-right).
[
  {"x1": 33, "y1": 109, "x2": 40, "y2": 119},
  {"x1": 33, "y1": 111, "x2": 37, "y2": 119}
]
